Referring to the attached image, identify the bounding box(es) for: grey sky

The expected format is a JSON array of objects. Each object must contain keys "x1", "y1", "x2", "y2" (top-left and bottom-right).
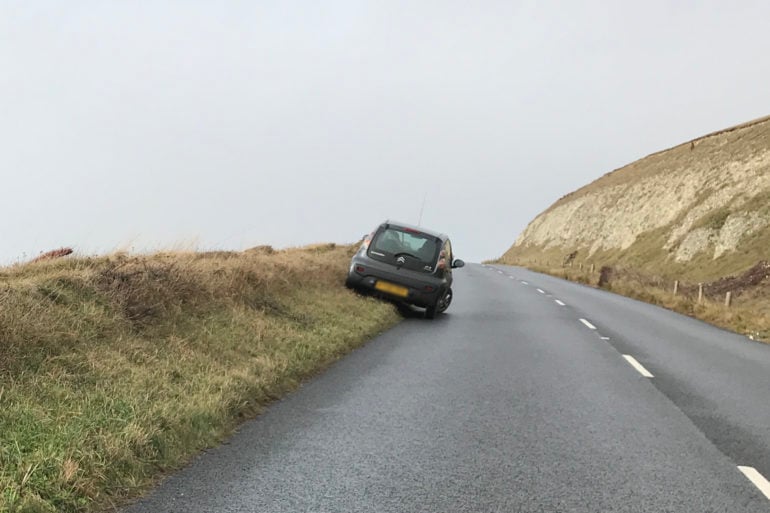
[{"x1": 2, "y1": 1, "x2": 769, "y2": 263}]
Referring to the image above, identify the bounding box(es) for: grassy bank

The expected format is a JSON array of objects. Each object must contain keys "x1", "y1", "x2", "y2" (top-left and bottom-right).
[
  {"x1": 502, "y1": 261, "x2": 770, "y2": 342},
  {"x1": 0, "y1": 244, "x2": 400, "y2": 513}
]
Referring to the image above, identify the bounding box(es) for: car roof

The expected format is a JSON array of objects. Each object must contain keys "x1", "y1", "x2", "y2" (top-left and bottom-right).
[{"x1": 380, "y1": 220, "x2": 448, "y2": 241}]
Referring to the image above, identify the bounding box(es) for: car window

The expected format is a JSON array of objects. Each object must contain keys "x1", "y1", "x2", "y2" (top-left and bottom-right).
[{"x1": 369, "y1": 227, "x2": 440, "y2": 271}]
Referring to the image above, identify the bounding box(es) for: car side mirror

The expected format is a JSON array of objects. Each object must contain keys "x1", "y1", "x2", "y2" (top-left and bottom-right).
[{"x1": 451, "y1": 259, "x2": 465, "y2": 269}]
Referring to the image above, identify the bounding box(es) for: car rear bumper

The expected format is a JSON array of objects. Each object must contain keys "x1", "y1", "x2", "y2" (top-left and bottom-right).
[{"x1": 345, "y1": 268, "x2": 443, "y2": 308}]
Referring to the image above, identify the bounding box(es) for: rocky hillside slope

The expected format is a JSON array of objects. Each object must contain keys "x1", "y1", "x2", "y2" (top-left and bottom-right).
[{"x1": 502, "y1": 115, "x2": 770, "y2": 282}]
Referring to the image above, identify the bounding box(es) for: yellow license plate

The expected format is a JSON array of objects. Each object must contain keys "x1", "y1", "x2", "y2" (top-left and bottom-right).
[{"x1": 374, "y1": 281, "x2": 409, "y2": 298}]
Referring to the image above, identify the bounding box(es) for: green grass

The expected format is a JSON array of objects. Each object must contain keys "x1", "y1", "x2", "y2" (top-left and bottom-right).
[
  {"x1": 696, "y1": 207, "x2": 731, "y2": 231},
  {"x1": 0, "y1": 245, "x2": 400, "y2": 512}
]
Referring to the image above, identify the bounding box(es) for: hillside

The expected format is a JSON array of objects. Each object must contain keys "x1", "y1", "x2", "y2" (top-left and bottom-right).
[
  {"x1": 502, "y1": 115, "x2": 770, "y2": 283},
  {"x1": 0, "y1": 245, "x2": 399, "y2": 513}
]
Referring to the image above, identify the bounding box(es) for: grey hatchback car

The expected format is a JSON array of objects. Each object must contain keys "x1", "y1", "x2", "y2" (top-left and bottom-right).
[{"x1": 345, "y1": 220, "x2": 465, "y2": 318}]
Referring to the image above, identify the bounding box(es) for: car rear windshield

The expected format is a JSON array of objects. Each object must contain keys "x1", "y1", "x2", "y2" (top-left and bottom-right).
[{"x1": 368, "y1": 227, "x2": 440, "y2": 273}]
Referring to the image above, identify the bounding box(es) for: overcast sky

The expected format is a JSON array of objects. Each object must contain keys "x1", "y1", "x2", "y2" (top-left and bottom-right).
[{"x1": 2, "y1": 1, "x2": 769, "y2": 264}]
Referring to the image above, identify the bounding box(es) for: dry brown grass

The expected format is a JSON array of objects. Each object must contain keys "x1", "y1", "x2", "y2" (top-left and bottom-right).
[{"x1": 0, "y1": 245, "x2": 399, "y2": 513}]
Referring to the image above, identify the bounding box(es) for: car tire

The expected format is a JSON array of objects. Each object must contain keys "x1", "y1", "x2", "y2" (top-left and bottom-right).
[
  {"x1": 437, "y1": 287, "x2": 453, "y2": 313},
  {"x1": 425, "y1": 288, "x2": 452, "y2": 319}
]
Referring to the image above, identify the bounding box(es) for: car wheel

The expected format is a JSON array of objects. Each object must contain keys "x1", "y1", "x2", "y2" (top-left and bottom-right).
[
  {"x1": 425, "y1": 288, "x2": 452, "y2": 319},
  {"x1": 437, "y1": 287, "x2": 453, "y2": 313}
]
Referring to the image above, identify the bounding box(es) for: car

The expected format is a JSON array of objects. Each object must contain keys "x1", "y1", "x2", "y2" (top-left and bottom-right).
[{"x1": 345, "y1": 220, "x2": 465, "y2": 318}]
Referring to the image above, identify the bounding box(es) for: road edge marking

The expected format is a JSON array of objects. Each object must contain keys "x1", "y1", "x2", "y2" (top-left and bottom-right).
[
  {"x1": 738, "y1": 466, "x2": 770, "y2": 500},
  {"x1": 622, "y1": 355, "x2": 654, "y2": 378},
  {"x1": 579, "y1": 318, "x2": 597, "y2": 330},
  {"x1": 555, "y1": 300, "x2": 566, "y2": 306},
  {"x1": 537, "y1": 288, "x2": 545, "y2": 294}
]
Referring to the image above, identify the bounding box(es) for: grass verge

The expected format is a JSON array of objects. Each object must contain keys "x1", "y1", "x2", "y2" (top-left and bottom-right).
[{"x1": 0, "y1": 244, "x2": 400, "y2": 513}]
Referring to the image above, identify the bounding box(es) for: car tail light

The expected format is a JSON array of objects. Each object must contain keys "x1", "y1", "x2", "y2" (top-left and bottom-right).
[
  {"x1": 355, "y1": 265, "x2": 365, "y2": 273},
  {"x1": 424, "y1": 285, "x2": 435, "y2": 292}
]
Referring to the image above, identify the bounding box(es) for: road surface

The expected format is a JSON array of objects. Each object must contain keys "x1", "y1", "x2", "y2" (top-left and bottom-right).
[{"x1": 122, "y1": 263, "x2": 770, "y2": 512}]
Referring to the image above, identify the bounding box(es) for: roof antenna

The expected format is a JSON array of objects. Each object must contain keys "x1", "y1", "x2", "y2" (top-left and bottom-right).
[{"x1": 417, "y1": 192, "x2": 427, "y2": 226}]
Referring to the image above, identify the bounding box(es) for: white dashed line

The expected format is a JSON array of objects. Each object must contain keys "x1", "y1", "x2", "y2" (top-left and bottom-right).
[
  {"x1": 536, "y1": 288, "x2": 545, "y2": 294},
  {"x1": 601, "y1": 336, "x2": 610, "y2": 340},
  {"x1": 622, "y1": 355, "x2": 654, "y2": 378},
  {"x1": 498, "y1": 271, "x2": 504, "y2": 275},
  {"x1": 521, "y1": 281, "x2": 529, "y2": 285},
  {"x1": 579, "y1": 318, "x2": 597, "y2": 330},
  {"x1": 509, "y1": 276, "x2": 515, "y2": 279},
  {"x1": 554, "y1": 300, "x2": 566, "y2": 306},
  {"x1": 738, "y1": 466, "x2": 770, "y2": 501}
]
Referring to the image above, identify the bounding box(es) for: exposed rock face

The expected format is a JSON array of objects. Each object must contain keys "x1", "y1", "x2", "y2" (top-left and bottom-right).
[
  {"x1": 505, "y1": 116, "x2": 770, "y2": 275},
  {"x1": 713, "y1": 213, "x2": 768, "y2": 259}
]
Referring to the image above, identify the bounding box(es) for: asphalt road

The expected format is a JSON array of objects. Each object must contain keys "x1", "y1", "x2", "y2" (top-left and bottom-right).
[{"x1": 122, "y1": 263, "x2": 770, "y2": 512}]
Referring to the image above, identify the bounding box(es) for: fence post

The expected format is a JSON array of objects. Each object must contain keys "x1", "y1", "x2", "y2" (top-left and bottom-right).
[
  {"x1": 725, "y1": 291, "x2": 732, "y2": 307},
  {"x1": 673, "y1": 280, "x2": 679, "y2": 295},
  {"x1": 590, "y1": 263, "x2": 595, "y2": 273},
  {"x1": 698, "y1": 283, "x2": 703, "y2": 303}
]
